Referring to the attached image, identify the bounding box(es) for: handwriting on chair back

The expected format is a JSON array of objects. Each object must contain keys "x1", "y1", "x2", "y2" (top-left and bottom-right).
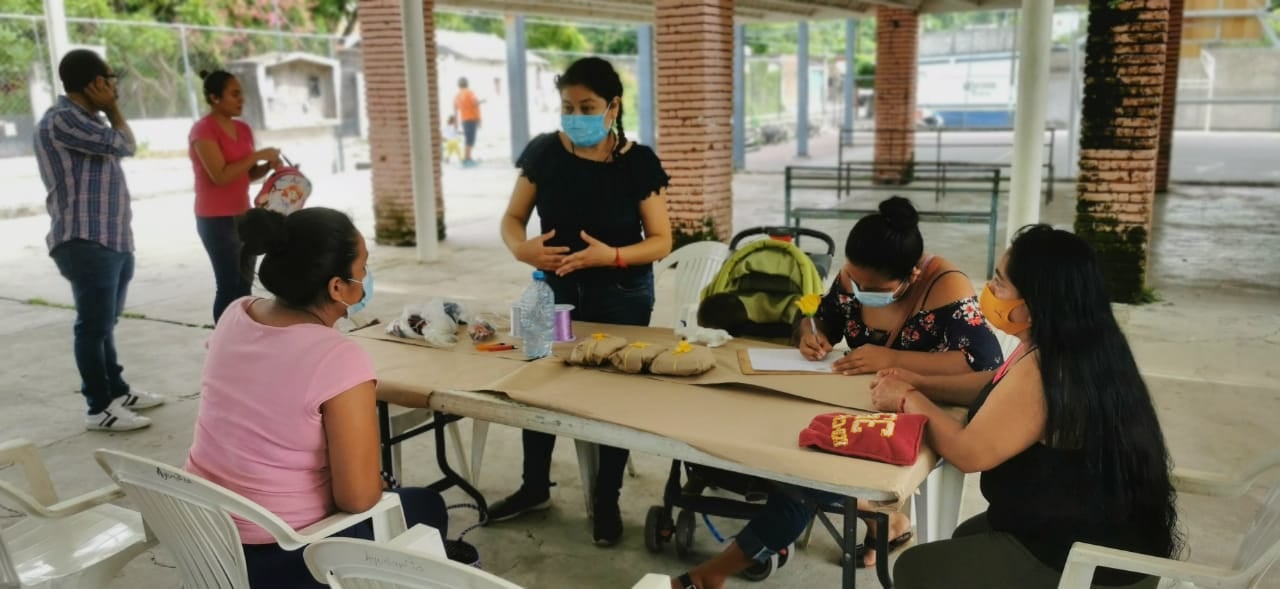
[{"x1": 362, "y1": 550, "x2": 428, "y2": 574}]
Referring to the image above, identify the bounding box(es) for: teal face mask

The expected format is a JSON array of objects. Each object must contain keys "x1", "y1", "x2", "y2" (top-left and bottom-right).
[
  {"x1": 561, "y1": 113, "x2": 609, "y2": 147},
  {"x1": 344, "y1": 268, "x2": 373, "y2": 316},
  {"x1": 849, "y1": 277, "x2": 903, "y2": 308}
]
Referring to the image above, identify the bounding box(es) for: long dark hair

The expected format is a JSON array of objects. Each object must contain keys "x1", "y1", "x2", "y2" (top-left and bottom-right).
[
  {"x1": 1006, "y1": 224, "x2": 1180, "y2": 558},
  {"x1": 555, "y1": 57, "x2": 627, "y2": 160},
  {"x1": 238, "y1": 208, "x2": 359, "y2": 309},
  {"x1": 844, "y1": 196, "x2": 923, "y2": 280}
]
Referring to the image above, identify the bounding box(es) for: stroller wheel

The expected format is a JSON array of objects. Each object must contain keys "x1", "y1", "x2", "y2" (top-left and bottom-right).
[
  {"x1": 741, "y1": 555, "x2": 775, "y2": 582},
  {"x1": 644, "y1": 506, "x2": 671, "y2": 553},
  {"x1": 674, "y1": 509, "x2": 696, "y2": 559}
]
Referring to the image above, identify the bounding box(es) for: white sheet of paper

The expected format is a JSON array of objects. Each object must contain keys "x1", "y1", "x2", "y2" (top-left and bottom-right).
[{"x1": 746, "y1": 348, "x2": 838, "y2": 373}]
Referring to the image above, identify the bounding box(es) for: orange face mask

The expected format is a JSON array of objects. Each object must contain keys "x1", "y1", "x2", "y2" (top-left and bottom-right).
[{"x1": 979, "y1": 284, "x2": 1031, "y2": 336}]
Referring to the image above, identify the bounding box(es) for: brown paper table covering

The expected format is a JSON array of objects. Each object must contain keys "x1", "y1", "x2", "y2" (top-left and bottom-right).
[
  {"x1": 480, "y1": 357, "x2": 935, "y2": 502},
  {"x1": 351, "y1": 329, "x2": 528, "y2": 408},
  {"x1": 554, "y1": 321, "x2": 881, "y2": 412},
  {"x1": 351, "y1": 319, "x2": 940, "y2": 501},
  {"x1": 352, "y1": 323, "x2": 529, "y2": 361}
]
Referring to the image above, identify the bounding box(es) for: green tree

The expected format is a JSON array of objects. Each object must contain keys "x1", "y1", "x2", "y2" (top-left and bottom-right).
[
  {"x1": 579, "y1": 26, "x2": 636, "y2": 54},
  {"x1": 0, "y1": 0, "x2": 43, "y2": 115},
  {"x1": 526, "y1": 22, "x2": 587, "y2": 52},
  {"x1": 434, "y1": 12, "x2": 504, "y2": 38},
  {"x1": 745, "y1": 20, "x2": 873, "y2": 57}
]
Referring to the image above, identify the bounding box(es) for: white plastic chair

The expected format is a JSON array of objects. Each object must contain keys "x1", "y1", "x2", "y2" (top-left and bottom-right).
[
  {"x1": 0, "y1": 439, "x2": 152, "y2": 589},
  {"x1": 304, "y1": 524, "x2": 522, "y2": 589},
  {"x1": 653, "y1": 240, "x2": 731, "y2": 329},
  {"x1": 94, "y1": 449, "x2": 407, "y2": 589},
  {"x1": 1058, "y1": 448, "x2": 1280, "y2": 589}
]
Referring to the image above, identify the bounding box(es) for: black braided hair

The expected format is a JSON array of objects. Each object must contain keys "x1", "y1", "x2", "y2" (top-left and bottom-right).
[{"x1": 611, "y1": 101, "x2": 628, "y2": 161}]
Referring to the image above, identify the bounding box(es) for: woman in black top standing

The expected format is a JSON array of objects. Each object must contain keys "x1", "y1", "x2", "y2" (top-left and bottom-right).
[
  {"x1": 869, "y1": 225, "x2": 1180, "y2": 588},
  {"x1": 492, "y1": 57, "x2": 673, "y2": 546}
]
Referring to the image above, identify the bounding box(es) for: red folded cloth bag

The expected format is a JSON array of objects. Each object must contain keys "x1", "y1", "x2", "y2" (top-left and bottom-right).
[{"x1": 798, "y1": 412, "x2": 929, "y2": 466}]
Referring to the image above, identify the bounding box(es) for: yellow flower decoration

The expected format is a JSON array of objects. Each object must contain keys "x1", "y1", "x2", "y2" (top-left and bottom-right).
[
  {"x1": 629, "y1": 342, "x2": 650, "y2": 349},
  {"x1": 592, "y1": 333, "x2": 609, "y2": 340},
  {"x1": 673, "y1": 341, "x2": 694, "y2": 354},
  {"x1": 794, "y1": 293, "x2": 821, "y2": 316}
]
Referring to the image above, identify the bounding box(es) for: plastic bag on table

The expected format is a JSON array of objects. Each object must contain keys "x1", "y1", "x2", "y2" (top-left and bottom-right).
[
  {"x1": 386, "y1": 305, "x2": 429, "y2": 339},
  {"x1": 385, "y1": 299, "x2": 462, "y2": 347},
  {"x1": 466, "y1": 311, "x2": 502, "y2": 343},
  {"x1": 421, "y1": 299, "x2": 461, "y2": 347}
]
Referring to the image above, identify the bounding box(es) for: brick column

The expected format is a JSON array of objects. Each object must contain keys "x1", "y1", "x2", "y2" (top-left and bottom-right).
[
  {"x1": 359, "y1": 0, "x2": 445, "y2": 244},
  {"x1": 655, "y1": 0, "x2": 735, "y2": 243},
  {"x1": 1076, "y1": 0, "x2": 1169, "y2": 303},
  {"x1": 1155, "y1": 0, "x2": 1185, "y2": 192},
  {"x1": 872, "y1": 7, "x2": 919, "y2": 184}
]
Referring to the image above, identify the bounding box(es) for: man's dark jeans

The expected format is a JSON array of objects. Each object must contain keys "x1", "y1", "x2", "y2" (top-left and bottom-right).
[{"x1": 51, "y1": 239, "x2": 133, "y2": 414}]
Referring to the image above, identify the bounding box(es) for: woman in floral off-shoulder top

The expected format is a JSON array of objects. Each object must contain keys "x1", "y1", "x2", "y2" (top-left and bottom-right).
[{"x1": 672, "y1": 196, "x2": 1003, "y2": 589}]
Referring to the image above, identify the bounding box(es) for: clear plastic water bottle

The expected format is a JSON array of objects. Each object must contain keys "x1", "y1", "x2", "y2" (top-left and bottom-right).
[{"x1": 517, "y1": 270, "x2": 555, "y2": 359}]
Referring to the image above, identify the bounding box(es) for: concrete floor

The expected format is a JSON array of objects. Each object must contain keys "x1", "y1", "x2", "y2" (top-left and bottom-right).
[{"x1": 1, "y1": 160, "x2": 1278, "y2": 588}]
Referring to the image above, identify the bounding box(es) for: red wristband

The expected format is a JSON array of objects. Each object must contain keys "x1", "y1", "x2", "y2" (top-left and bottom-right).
[{"x1": 615, "y1": 247, "x2": 627, "y2": 269}]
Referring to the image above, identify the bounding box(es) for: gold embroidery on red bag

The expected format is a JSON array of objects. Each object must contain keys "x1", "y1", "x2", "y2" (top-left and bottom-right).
[
  {"x1": 851, "y1": 413, "x2": 898, "y2": 438},
  {"x1": 828, "y1": 413, "x2": 899, "y2": 448}
]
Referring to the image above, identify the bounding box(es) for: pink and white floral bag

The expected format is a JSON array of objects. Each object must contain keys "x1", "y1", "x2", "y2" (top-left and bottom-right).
[{"x1": 253, "y1": 155, "x2": 312, "y2": 215}]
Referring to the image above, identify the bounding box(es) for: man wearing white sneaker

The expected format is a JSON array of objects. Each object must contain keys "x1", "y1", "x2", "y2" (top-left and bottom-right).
[{"x1": 35, "y1": 49, "x2": 166, "y2": 432}]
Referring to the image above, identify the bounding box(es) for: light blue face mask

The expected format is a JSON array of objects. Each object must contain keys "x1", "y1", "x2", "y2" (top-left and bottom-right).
[
  {"x1": 344, "y1": 268, "x2": 373, "y2": 316},
  {"x1": 849, "y1": 277, "x2": 903, "y2": 308},
  {"x1": 561, "y1": 113, "x2": 610, "y2": 147}
]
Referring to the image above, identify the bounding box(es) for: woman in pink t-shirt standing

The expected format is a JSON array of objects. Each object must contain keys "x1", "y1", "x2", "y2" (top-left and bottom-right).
[{"x1": 189, "y1": 69, "x2": 280, "y2": 323}]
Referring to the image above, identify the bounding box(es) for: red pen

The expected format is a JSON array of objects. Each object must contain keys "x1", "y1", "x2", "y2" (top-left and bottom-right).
[{"x1": 476, "y1": 343, "x2": 516, "y2": 352}]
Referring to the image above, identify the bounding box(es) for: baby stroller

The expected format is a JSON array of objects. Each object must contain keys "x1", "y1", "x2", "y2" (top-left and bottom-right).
[
  {"x1": 643, "y1": 226, "x2": 835, "y2": 580},
  {"x1": 695, "y1": 226, "x2": 835, "y2": 343}
]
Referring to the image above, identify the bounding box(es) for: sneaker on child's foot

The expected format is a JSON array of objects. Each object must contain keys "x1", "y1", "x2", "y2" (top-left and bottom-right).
[
  {"x1": 486, "y1": 486, "x2": 552, "y2": 523},
  {"x1": 117, "y1": 390, "x2": 166, "y2": 410},
  {"x1": 86, "y1": 397, "x2": 152, "y2": 432}
]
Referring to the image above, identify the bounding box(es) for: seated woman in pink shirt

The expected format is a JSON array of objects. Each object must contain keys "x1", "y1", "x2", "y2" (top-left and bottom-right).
[
  {"x1": 189, "y1": 69, "x2": 281, "y2": 323},
  {"x1": 186, "y1": 207, "x2": 447, "y2": 588}
]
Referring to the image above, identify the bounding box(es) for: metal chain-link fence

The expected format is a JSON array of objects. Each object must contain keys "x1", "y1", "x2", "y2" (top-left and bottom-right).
[{"x1": 0, "y1": 13, "x2": 339, "y2": 157}]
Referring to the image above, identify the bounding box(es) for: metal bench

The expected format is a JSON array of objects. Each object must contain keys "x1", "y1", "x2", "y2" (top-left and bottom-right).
[
  {"x1": 838, "y1": 127, "x2": 1056, "y2": 203},
  {"x1": 784, "y1": 163, "x2": 1003, "y2": 279}
]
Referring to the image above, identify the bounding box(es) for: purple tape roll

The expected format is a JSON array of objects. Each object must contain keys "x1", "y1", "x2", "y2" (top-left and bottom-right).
[{"x1": 553, "y1": 304, "x2": 575, "y2": 342}]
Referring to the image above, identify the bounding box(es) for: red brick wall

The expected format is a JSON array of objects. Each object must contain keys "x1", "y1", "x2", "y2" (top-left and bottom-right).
[
  {"x1": 655, "y1": 0, "x2": 734, "y2": 241},
  {"x1": 1156, "y1": 0, "x2": 1184, "y2": 192},
  {"x1": 873, "y1": 7, "x2": 919, "y2": 184},
  {"x1": 360, "y1": 0, "x2": 445, "y2": 244},
  {"x1": 1076, "y1": 0, "x2": 1169, "y2": 303}
]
